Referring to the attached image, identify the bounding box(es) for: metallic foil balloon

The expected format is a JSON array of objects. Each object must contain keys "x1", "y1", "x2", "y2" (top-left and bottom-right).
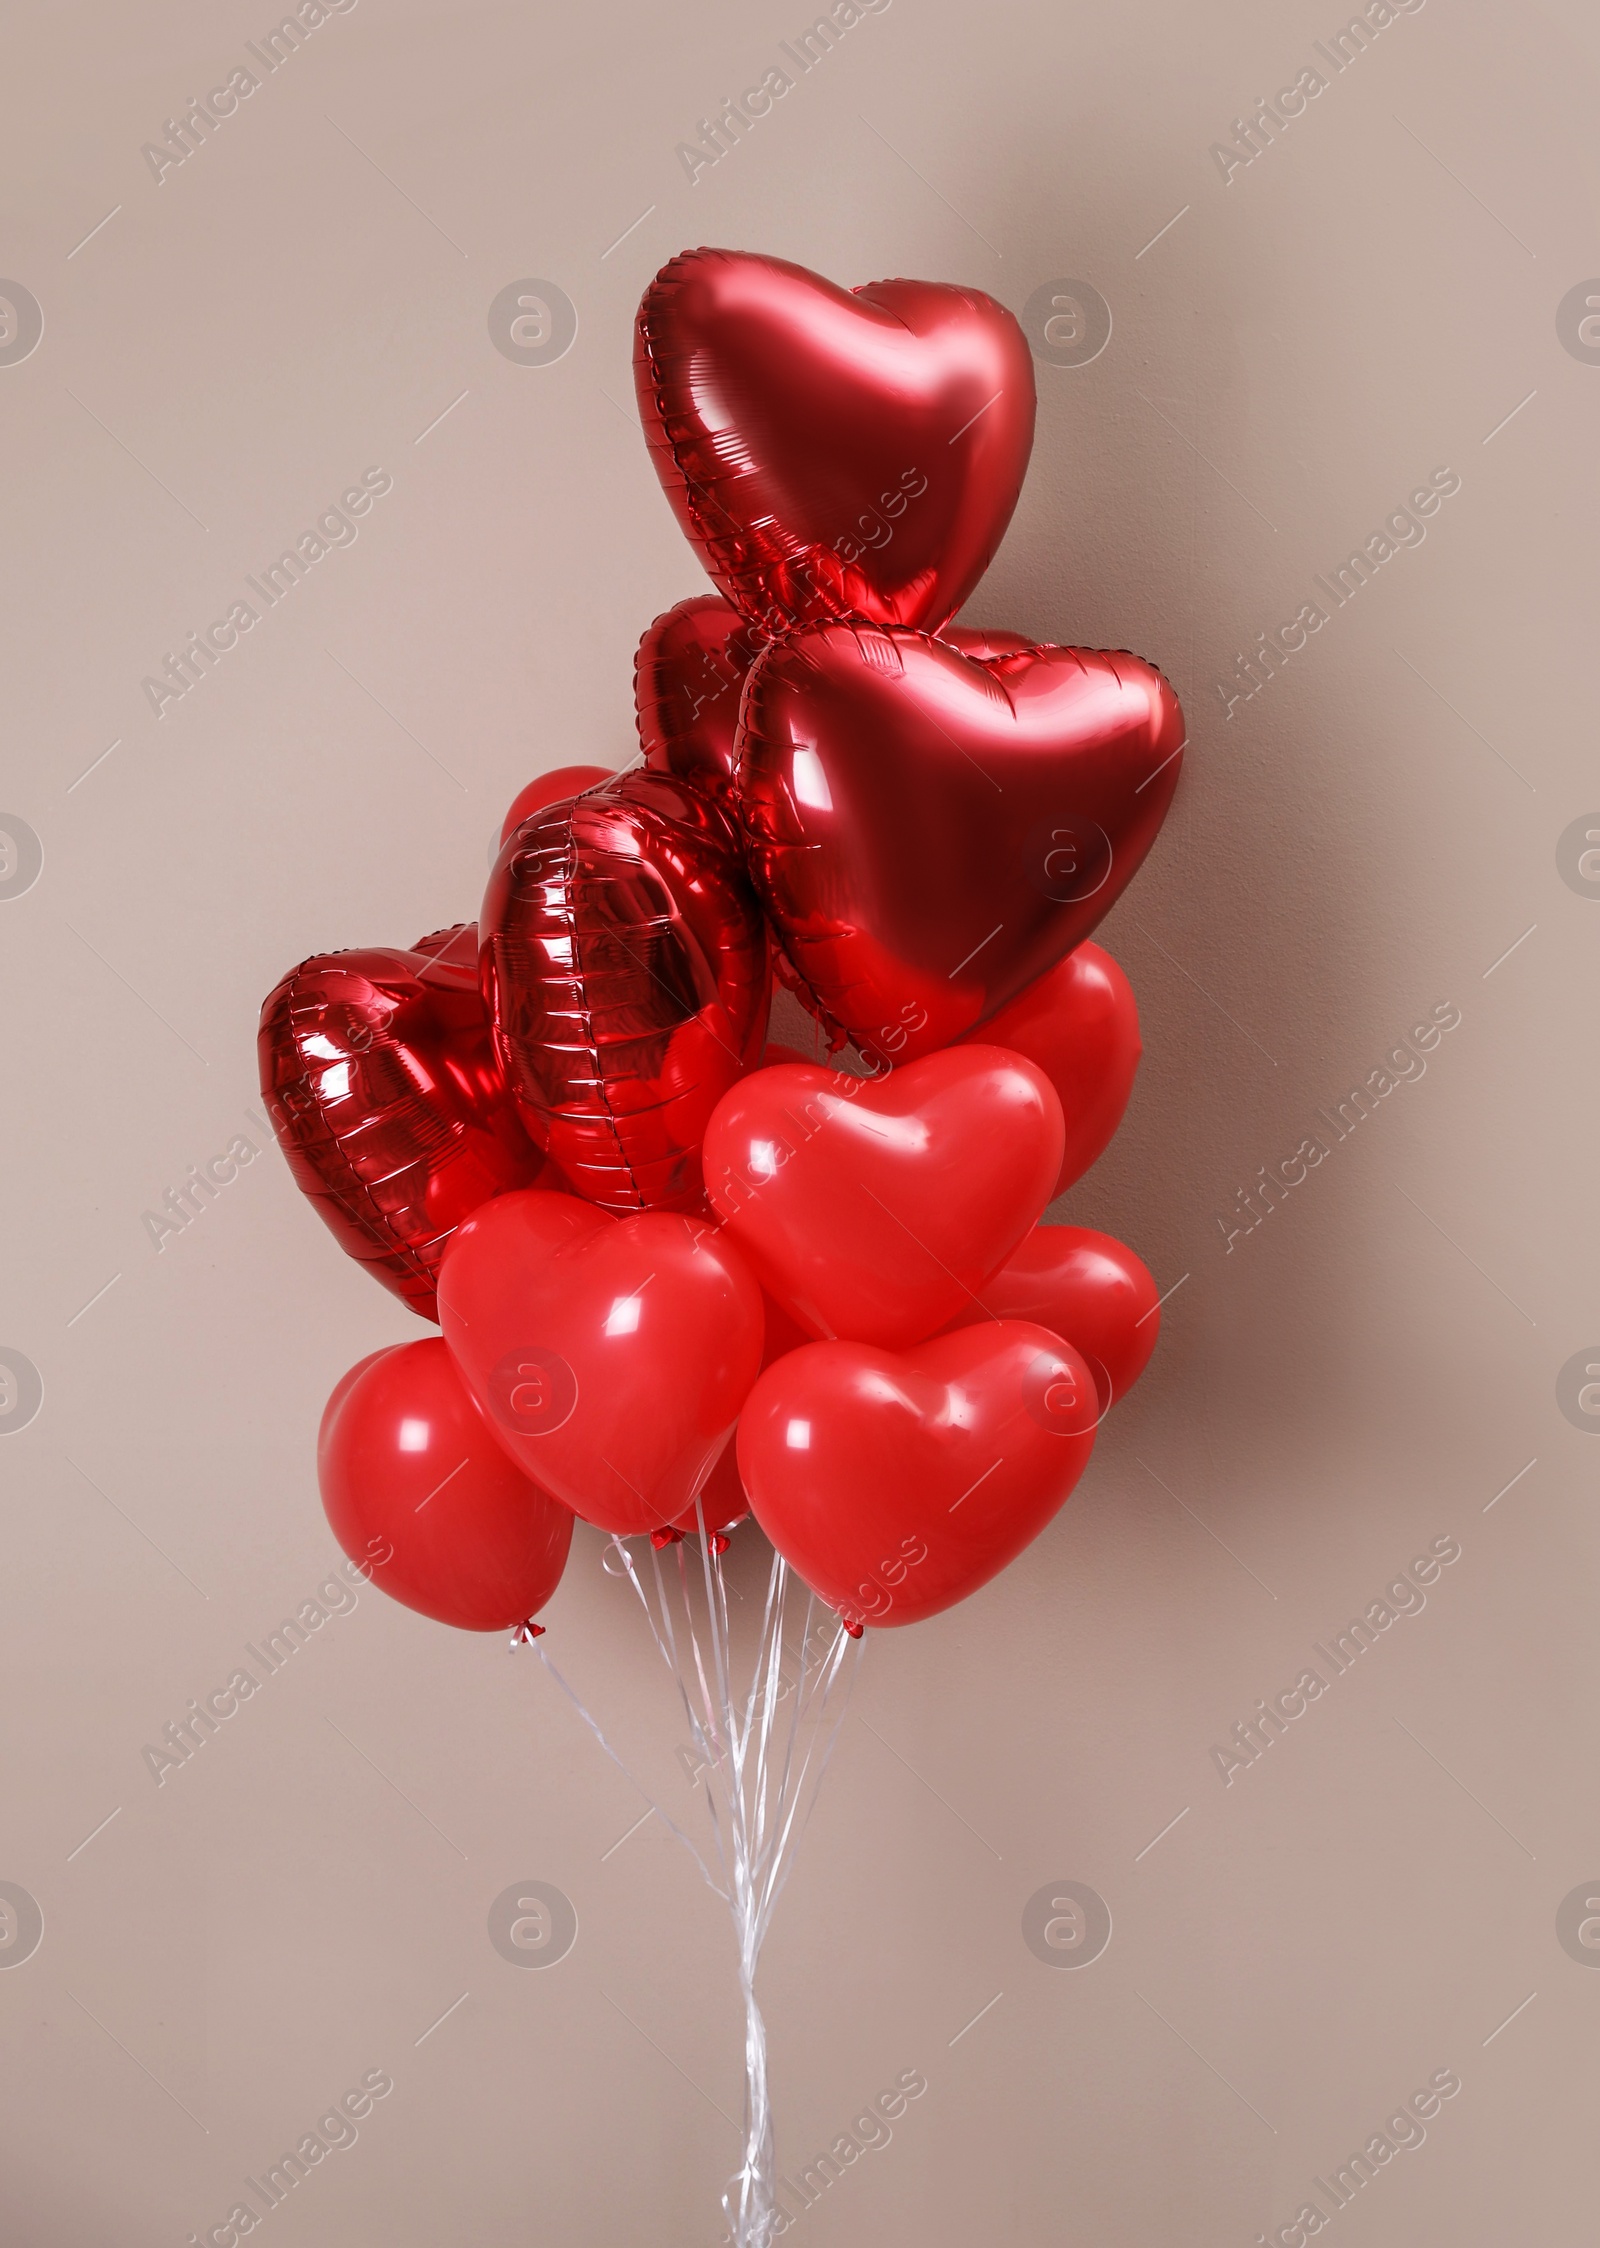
[
  {"x1": 737, "y1": 623, "x2": 1184, "y2": 1066},
  {"x1": 630, "y1": 601, "x2": 1021, "y2": 804},
  {"x1": 940, "y1": 625, "x2": 1036, "y2": 660},
  {"x1": 634, "y1": 249, "x2": 1035, "y2": 638},
  {"x1": 702, "y1": 1048, "x2": 1063, "y2": 1350},
  {"x1": 636, "y1": 595, "x2": 767, "y2": 803},
  {"x1": 482, "y1": 769, "x2": 770, "y2": 1212},
  {"x1": 738, "y1": 1323, "x2": 1098, "y2": 1631},
  {"x1": 319, "y1": 1338, "x2": 573, "y2": 1632},
  {"x1": 259, "y1": 923, "x2": 544, "y2": 1320}
]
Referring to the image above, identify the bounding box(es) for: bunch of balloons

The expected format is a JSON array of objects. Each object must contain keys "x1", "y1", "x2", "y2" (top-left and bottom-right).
[{"x1": 259, "y1": 247, "x2": 1185, "y2": 1644}]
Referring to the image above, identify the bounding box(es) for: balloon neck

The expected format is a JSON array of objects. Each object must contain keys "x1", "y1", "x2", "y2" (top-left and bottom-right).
[
  {"x1": 509, "y1": 1619, "x2": 546, "y2": 1647},
  {"x1": 840, "y1": 1615, "x2": 864, "y2": 1639},
  {"x1": 650, "y1": 1526, "x2": 686, "y2": 1549},
  {"x1": 708, "y1": 1531, "x2": 731, "y2": 1558}
]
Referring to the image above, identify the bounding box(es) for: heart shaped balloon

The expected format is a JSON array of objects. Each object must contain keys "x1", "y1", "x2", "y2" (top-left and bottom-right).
[
  {"x1": 437, "y1": 1187, "x2": 764, "y2": 1536},
  {"x1": 482, "y1": 768, "x2": 770, "y2": 1213},
  {"x1": 702, "y1": 1047, "x2": 1063, "y2": 1349},
  {"x1": 259, "y1": 922, "x2": 544, "y2": 1319},
  {"x1": 738, "y1": 624, "x2": 1184, "y2": 1065},
  {"x1": 961, "y1": 942, "x2": 1141, "y2": 1198},
  {"x1": 669, "y1": 1289, "x2": 810, "y2": 1536},
  {"x1": 636, "y1": 596, "x2": 768, "y2": 804},
  {"x1": 632, "y1": 597, "x2": 1015, "y2": 806},
  {"x1": 319, "y1": 1338, "x2": 573, "y2": 1632},
  {"x1": 634, "y1": 250, "x2": 1035, "y2": 637},
  {"x1": 943, "y1": 1223, "x2": 1160, "y2": 1413},
  {"x1": 738, "y1": 1323, "x2": 1098, "y2": 1630}
]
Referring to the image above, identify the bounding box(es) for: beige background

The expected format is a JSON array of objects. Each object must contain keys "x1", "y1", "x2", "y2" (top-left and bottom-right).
[{"x1": 2, "y1": 0, "x2": 1597, "y2": 2240}]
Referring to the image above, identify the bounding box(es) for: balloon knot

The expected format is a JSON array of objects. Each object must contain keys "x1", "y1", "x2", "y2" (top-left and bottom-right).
[
  {"x1": 708, "y1": 1531, "x2": 731, "y2": 1557},
  {"x1": 650, "y1": 1526, "x2": 685, "y2": 1549},
  {"x1": 840, "y1": 1616, "x2": 865, "y2": 1639},
  {"x1": 509, "y1": 1619, "x2": 546, "y2": 1647}
]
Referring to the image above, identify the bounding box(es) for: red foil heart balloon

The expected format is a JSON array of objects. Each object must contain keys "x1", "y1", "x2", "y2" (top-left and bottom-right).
[
  {"x1": 702, "y1": 1047, "x2": 1063, "y2": 1350},
  {"x1": 482, "y1": 769, "x2": 771, "y2": 1212},
  {"x1": 636, "y1": 596, "x2": 767, "y2": 803},
  {"x1": 437, "y1": 1188, "x2": 764, "y2": 1536},
  {"x1": 738, "y1": 1323, "x2": 1099, "y2": 1630},
  {"x1": 319, "y1": 1338, "x2": 573, "y2": 1632},
  {"x1": 944, "y1": 1223, "x2": 1160, "y2": 1413},
  {"x1": 961, "y1": 942, "x2": 1141, "y2": 1198},
  {"x1": 738, "y1": 623, "x2": 1184, "y2": 1065},
  {"x1": 259, "y1": 923, "x2": 544, "y2": 1320},
  {"x1": 634, "y1": 250, "x2": 1035, "y2": 637},
  {"x1": 630, "y1": 600, "x2": 1021, "y2": 806}
]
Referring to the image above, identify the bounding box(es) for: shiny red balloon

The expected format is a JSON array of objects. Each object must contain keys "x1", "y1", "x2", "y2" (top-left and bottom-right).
[
  {"x1": 702, "y1": 1047, "x2": 1063, "y2": 1350},
  {"x1": 500, "y1": 765, "x2": 616, "y2": 845},
  {"x1": 259, "y1": 923, "x2": 544, "y2": 1320},
  {"x1": 738, "y1": 624, "x2": 1184, "y2": 1065},
  {"x1": 319, "y1": 1338, "x2": 573, "y2": 1631},
  {"x1": 739, "y1": 1323, "x2": 1099, "y2": 1630},
  {"x1": 634, "y1": 250, "x2": 1035, "y2": 638},
  {"x1": 962, "y1": 942, "x2": 1140, "y2": 1198},
  {"x1": 437, "y1": 1188, "x2": 765, "y2": 1536},
  {"x1": 482, "y1": 769, "x2": 770, "y2": 1213},
  {"x1": 670, "y1": 1290, "x2": 810, "y2": 1536},
  {"x1": 940, "y1": 624, "x2": 1036, "y2": 660},
  {"x1": 944, "y1": 1224, "x2": 1160, "y2": 1414},
  {"x1": 630, "y1": 601, "x2": 1033, "y2": 805},
  {"x1": 636, "y1": 596, "x2": 765, "y2": 803}
]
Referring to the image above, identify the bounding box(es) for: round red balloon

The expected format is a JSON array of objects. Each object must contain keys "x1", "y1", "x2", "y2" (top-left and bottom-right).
[
  {"x1": 738, "y1": 1323, "x2": 1098, "y2": 1630},
  {"x1": 438, "y1": 1187, "x2": 765, "y2": 1536},
  {"x1": 944, "y1": 1223, "x2": 1160, "y2": 1414},
  {"x1": 962, "y1": 943, "x2": 1140, "y2": 1198},
  {"x1": 500, "y1": 765, "x2": 615, "y2": 844},
  {"x1": 318, "y1": 1338, "x2": 573, "y2": 1632}
]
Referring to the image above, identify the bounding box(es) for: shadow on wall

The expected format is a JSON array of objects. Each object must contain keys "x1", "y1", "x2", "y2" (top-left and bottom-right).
[{"x1": 929, "y1": 135, "x2": 1414, "y2": 1483}]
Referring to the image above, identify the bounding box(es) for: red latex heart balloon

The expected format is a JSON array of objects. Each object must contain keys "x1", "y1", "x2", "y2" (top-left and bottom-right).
[
  {"x1": 669, "y1": 1290, "x2": 810, "y2": 1536},
  {"x1": 437, "y1": 1188, "x2": 764, "y2": 1536},
  {"x1": 702, "y1": 1047, "x2": 1063, "y2": 1349},
  {"x1": 961, "y1": 942, "x2": 1141, "y2": 1198},
  {"x1": 944, "y1": 1223, "x2": 1160, "y2": 1413},
  {"x1": 319, "y1": 1338, "x2": 573, "y2": 1632},
  {"x1": 259, "y1": 923, "x2": 544, "y2": 1319},
  {"x1": 634, "y1": 249, "x2": 1035, "y2": 638},
  {"x1": 636, "y1": 595, "x2": 767, "y2": 804},
  {"x1": 500, "y1": 764, "x2": 616, "y2": 845},
  {"x1": 482, "y1": 769, "x2": 770, "y2": 1213},
  {"x1": 738, "y1": 624, "x2": 1183, "y2": 1065},
  {"x1": 738, "y1": 1323, "x2": 1098, "y2": 1630}
]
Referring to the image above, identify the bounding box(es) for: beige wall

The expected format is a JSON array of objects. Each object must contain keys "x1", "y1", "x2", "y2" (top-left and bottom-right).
[{"x1": 1, "y1": 0, "x2": 1596, "y2": 2240}]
